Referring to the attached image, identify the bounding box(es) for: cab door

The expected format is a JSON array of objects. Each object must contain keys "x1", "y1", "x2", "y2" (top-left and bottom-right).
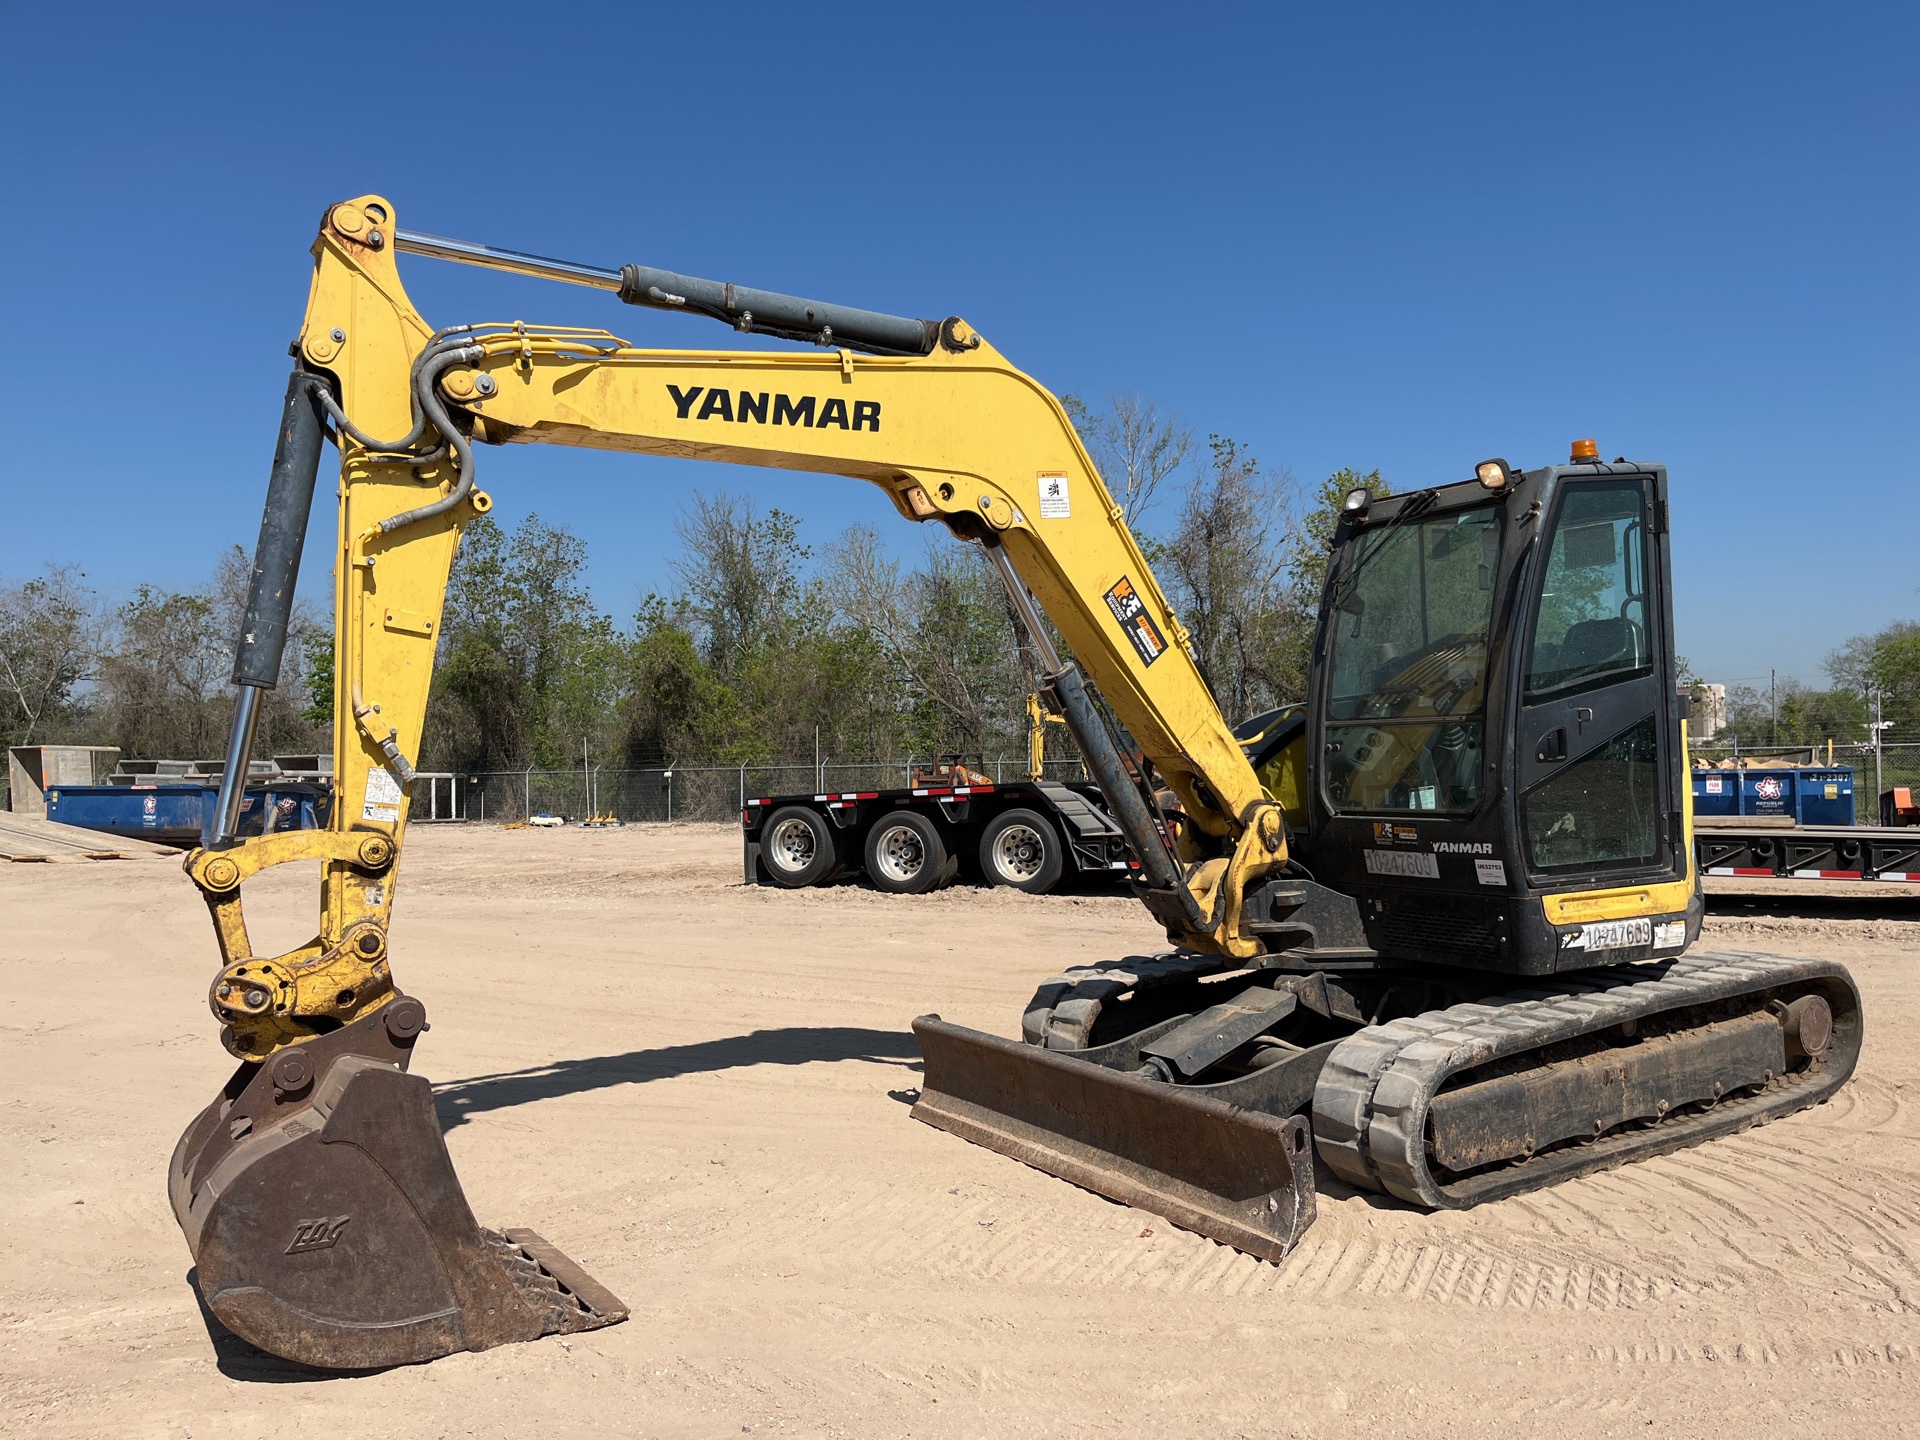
[{"x1": 1513, "y1": 473, "x2": 1682, "y2": 887}]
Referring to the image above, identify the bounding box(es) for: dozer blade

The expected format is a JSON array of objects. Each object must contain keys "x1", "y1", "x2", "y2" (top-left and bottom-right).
[
  {"x1": 910, "y1": 1015, "x2": 1316, "y2": 1261},
  {"x1": 169, "y1": 999, "x2": 626, "y2": 1370}
]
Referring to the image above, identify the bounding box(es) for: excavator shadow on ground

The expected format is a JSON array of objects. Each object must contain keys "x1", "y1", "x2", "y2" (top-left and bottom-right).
[{"x1": 430, "y1": 1026, "x2": 924, "y2": 1130}]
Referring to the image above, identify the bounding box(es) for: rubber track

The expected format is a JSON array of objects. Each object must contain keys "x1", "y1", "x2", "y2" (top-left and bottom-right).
[
  {"x1": 1021, "y1": 952, "x2": 1232, "y2": 1049},
  {"x1": 1312, "y1": 949, "x2": 1862, "y2": 1210}
]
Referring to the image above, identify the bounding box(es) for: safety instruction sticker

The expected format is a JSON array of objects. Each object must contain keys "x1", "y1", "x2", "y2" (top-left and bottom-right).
[
  {"x1": 1037, "y1": 473, "x2": 1072, "y2": 519},
  {"x1": 1364, "y1": 849, "x2": 1440, "y2": 879},
  {"x1": 362, "y1": 766, "x2": 403, "y2": 823},
  {"x1": 1560, "y1": 917, "x2": 1652, "y2": 952},
  {"x1": 1104, "y1": 576, "x2": 1167, "y2": 666},
  {"x1": 1474, "y1": 858, "x2": 1506, "y2": 886}
]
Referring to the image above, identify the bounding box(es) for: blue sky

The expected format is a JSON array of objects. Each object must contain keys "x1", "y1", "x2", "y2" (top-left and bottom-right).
[{"x1": 3, "y1": 3, "x2": 1913, "y2": 694}]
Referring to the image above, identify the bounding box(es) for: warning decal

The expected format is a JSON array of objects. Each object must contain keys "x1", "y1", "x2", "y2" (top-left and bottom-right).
[
  {"x1": 1037, "y1": 473, "x2": 1072, "y2": 519},
  {"x1": 1103, "y1": 576, "x2": 1167, "y2": 667},
  {"x1": 363, "y1": 766, "x2": 403, "y2": 823}
]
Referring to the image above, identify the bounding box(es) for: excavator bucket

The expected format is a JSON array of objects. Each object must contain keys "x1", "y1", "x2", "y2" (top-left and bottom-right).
[
  {"x1": 910, "y1": 1016, "x2": 1316, "y2": 1261},
  {"x1": 169, "y1": 1000, "x2": 625, "y2": 1370}
]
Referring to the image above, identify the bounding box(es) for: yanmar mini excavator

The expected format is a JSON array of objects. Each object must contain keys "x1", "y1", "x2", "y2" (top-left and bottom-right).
[{"x1": 173, "y1": 196, "x2": 1860, "y2": 1369}]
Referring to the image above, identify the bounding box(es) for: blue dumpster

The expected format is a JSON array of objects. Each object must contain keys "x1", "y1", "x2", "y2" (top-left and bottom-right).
[
  {"x1": 1691, "y1": 767, "x2": 1854, "y2": 826},
  {"x1": 46, "y1": 781, "x2": 331, "y2": 846}
]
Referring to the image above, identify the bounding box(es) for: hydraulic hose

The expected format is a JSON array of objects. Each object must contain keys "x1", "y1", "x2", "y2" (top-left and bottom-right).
[
  {"x1": 371, "y1": 343, "x2": 481, "y2": 536},
  {"x1": 309, "y1": 329, "x2": 476, "y2": 457}
]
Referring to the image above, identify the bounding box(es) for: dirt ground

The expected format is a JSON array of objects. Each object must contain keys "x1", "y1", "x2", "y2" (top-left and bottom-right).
[{"x1": 4, "y1": 824, "x2": 1918, "y2": 1438}]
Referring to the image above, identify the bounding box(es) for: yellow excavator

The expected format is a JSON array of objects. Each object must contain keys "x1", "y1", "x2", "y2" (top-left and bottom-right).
[{"x1": 173, "y1": 195, "x2": 1861, "y2": 1369}]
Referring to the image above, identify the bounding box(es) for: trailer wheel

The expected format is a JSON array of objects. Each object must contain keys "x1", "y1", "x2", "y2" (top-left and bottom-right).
[
  {"x1": 979, "y1": 808, "x2": 1065, "y2": 894},
  {"x1": 760, "y1": 806, "x2": 840, "y2": 888},
  {"x1": 864, "y1": 811, "x2": 953, "y2": 894}
]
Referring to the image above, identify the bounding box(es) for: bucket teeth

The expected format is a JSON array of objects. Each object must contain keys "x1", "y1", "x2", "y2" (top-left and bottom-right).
[{"x1": 170, "y1": 1002, "x2": 625, "y2": 1370}]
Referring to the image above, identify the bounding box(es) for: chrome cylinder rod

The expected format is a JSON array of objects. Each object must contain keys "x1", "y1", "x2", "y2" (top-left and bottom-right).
[
  {"x1": 983, "y1": 542, "x2": 1065, "y2": 673},
  {"x1": 395, "y1": 230, "x2": 622, "y2": 291},
  {"x1": 207, "y1": 684, "x2": 263, "y2": 847}
]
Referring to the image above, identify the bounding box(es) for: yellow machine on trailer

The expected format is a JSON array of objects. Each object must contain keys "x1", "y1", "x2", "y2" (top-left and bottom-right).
[{"x1": 171, "y1": 196, "x2": 1860, "y2": 1369}]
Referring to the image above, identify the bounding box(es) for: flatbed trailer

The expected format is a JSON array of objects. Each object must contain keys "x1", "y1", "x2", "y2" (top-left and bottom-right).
[
  {"x1": 742, "y1": 777, "x2": 1133, "y2": 895},
  {"x1": 1695, "y1": 818, "x2": 1920, "y2": 882}
]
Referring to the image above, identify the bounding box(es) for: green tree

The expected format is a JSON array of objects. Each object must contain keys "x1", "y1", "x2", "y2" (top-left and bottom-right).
[
  {"x1": 1285, "y1": 468, "x2": 1390, "y2": 614},
  {"x1": 821, "y1": 526, "x2": 1023, "y2": 756},
  {"x1": 1062, "y1": 392, "x2": 1193, "y2": 525},
  {"x1": 302, "y1": 633, "x2": 334, "y2": 729},
  {"x1": 424, "y1": 513, "x2": 620, "y2": 770},
  {"x1": 1825, "y1": 620, "x2": 1920, "y2": 742},
  {"x1": 672, "y1": 494, "x2": 812, "y2": 681},
  {"x1": 1159, "y1": 436, "x2": 1300, "y2": 720},
  {"x1": 617, "y1": 599, "x2": 739, "y2": 764},
  {"x1": 0, "y1": 566, "x2": 99, "y2": 750},
  {"x1": 88, "y1": 546, "x2": 322, "y2": 761}
]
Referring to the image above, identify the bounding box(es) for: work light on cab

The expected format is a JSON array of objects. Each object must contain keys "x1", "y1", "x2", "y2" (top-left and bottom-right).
[{"x1": 1475, "y1": 458, "x2": 1513, "y2": 491}]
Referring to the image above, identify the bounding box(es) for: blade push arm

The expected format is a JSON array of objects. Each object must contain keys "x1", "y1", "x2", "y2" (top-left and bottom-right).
[{"x1": 189, "y1": 195, "x2": 1289, "y2": 1062}]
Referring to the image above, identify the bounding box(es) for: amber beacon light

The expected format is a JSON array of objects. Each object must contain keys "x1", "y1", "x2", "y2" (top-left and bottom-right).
[{"x1": 1570, "y1": 437, "x2": 1600, "y2": 462}]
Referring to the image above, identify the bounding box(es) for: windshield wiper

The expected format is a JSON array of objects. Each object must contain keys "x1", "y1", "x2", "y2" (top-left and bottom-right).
[{"x1": 1329, "y1": 489, "x2": 1439, "y2": 607}]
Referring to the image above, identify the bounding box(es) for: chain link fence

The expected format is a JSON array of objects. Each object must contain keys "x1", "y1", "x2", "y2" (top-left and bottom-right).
[{"x1": 426, "y1": 757, "x2": 1094, "y2": 824}]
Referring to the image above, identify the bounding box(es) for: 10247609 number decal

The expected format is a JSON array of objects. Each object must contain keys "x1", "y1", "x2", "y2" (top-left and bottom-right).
[{"x1": 1560, "y1": 918, "x2": 1653, "y2": 952}]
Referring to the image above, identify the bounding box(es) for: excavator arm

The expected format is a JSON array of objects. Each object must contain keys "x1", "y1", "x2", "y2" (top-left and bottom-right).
[{"x1": 171, "y1": 195, "x2": 1294, "y2": 1368}]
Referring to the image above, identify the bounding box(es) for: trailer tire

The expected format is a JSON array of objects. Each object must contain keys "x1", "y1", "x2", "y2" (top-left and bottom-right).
[
  {"x1": 979, "y1": 808, "x2": 1065, "y2": 894},
  {"x1": 863, "y1": 811, "x2": 952, "y2": 895},
  {"x1": 760, "y1": 806, "x2": 841, "y2": 888}
]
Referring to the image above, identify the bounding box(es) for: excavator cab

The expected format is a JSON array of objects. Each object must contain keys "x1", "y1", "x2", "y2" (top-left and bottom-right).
[
  {"x1": 1302, "y1": 453, "x2": 1701, "y2": 975},
  {"x1": 916, "y1": 447, "x2": 1856, "y2": 1260}
]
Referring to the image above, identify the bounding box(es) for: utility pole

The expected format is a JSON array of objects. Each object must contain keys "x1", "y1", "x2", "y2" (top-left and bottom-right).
[
  {"x1": 1769, "y1": 668, "x2": 1777, "y2": 748},
  {"x1": 1872, "y1": 689, "x2": 1891, "y2": 810}
]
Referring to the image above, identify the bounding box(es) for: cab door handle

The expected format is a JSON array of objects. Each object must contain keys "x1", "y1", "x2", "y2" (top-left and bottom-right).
[{"x1": 1536, "y1": 729, "x2": 1567, "y2": 763}]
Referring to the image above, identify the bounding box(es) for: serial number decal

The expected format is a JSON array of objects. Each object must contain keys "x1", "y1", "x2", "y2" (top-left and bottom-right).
[
  {"x1": 1560, "y1": 917, "x2": 1653, "y2": 951},
  {"x1": 666, "y1": 384, "x2": 879, "y2": 432},
  {"x1": 1474, "y1": 858, "x2": 1507, "y2": 886},
  {"x1": 1653, "y1": 920, "x2": 1687, "y2": 951},
  {"x1": 1103, "y1": 576, "x2": 1167, "y2": 666},
  {"x1": 1364, "y1": 849, "x2": 1440, "y2": 879}
]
